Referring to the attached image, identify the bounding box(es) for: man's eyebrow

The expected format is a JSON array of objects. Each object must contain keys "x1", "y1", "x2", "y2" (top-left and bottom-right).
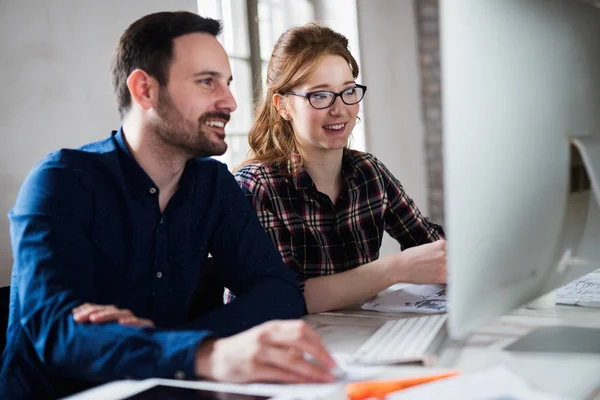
[
  {"x1": 192, "y1": 71, "x2": 221, "y2": 78},
  {"x1": 307, "y1": 81, "x2": 356, "y2": 91},
  {"x1": 192, "y1": 71, "x2": 233, "y2": 84}
]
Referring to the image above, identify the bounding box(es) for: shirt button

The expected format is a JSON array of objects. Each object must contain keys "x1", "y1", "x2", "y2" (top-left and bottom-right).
[
  {"x1": 174, "y1": 370, "x2": 186, "y2": 380},
  {"x1": 149, "y1": 187, "x2": 157, "y2": 194},
  {"x1": 156, "y1": 271, "x2": 163, "y2": 279}
]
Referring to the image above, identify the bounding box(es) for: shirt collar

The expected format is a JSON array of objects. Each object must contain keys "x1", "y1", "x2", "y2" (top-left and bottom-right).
[{"x1": 112, "y1": 127, "x2": 195, "y2": 199}]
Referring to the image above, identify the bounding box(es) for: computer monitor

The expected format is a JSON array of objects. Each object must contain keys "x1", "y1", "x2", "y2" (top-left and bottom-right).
[{"x1": 441, "y1": 0, "x2": 600, "y2": 340}]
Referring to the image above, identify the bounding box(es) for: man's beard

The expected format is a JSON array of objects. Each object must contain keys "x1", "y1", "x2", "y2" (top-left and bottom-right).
[{"x1": 152, "y1": 89, "x2": 230, "y2": 158}]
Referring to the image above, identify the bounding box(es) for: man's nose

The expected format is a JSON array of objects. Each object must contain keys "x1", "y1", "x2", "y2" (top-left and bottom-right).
[{"x1": 216, "y1": 86, "x2": 237, "y2": 114}]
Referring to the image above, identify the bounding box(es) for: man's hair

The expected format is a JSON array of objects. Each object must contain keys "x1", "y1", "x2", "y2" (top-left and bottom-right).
[{"x1": 111, "y1": 11, "x2": 221, "y2": 118}]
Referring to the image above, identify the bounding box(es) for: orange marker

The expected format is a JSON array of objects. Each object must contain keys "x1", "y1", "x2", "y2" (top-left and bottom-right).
[{"x1": 345, "y1": 371, "x2": 460, "y2": 400}]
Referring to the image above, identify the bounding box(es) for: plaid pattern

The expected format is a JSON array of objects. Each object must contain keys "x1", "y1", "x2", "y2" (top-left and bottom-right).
[{"x1": 232, "y1": 149, "x2": 445, "y2": 294}]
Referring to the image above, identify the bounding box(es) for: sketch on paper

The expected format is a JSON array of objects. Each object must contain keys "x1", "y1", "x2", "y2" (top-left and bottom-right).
[
  {"x1": 362, "y1": 284, "x2": 447, "y2": 314},
  {"x1": 556, "y1": 272, "x2": 600, "y2": 307}
]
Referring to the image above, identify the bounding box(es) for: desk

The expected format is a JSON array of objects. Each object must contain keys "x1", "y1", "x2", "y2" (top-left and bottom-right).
[
  {"x1": 306, "y1": 305, "x2": 600, "y2": 399},
  {"x1": 67, "y1": 304, "x2": 600, "y2": 400}
]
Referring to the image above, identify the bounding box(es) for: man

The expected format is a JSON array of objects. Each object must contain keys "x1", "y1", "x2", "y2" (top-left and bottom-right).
[{"x1": 1, "y1": 11, "x2": 335, "y2": 399}]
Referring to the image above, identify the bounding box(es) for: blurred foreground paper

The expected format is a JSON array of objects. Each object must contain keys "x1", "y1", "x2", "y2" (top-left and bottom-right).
[{"x1": 387, "y1": 366, "x2": 569, "y2": 400}]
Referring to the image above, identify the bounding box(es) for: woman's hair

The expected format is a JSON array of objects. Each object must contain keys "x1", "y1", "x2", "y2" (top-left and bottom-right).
[{"x1": 238, "y1": 24, "x2": 359, "y2": 173}]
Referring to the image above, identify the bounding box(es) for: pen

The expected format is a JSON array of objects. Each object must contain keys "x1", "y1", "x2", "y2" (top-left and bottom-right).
[{"x1": 345, "y1": 370, "x2": 460, "y2": 400}]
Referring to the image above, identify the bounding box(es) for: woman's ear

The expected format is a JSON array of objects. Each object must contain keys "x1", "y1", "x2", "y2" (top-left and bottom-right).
[{"x1": 273, "y1": 94, "x2": 290, "y2": 120}]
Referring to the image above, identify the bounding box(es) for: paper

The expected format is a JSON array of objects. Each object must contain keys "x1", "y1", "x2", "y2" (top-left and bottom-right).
[
  {"x1": 387, "y1": 366, "x2": 571, "y2": 400},
  {"x1": 556, "y1": 272, "x2": 600, "y2": 307},
  {"x1": 362, "y1": 284, "x2": 447, "y2": 314},
  {"x1": 332, "y1": 353, "x2": 385, "y2": 382},
  {"x1": 305, "y1": 352, "x2": 384, "y2": 382}
]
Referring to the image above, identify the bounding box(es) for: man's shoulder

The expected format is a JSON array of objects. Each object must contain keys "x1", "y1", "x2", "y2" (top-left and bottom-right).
[
  {"x1": 36, "y1": 136, "x2": 117, "y2": 171},
  {"x1": 21, "y1": 137, "x2": 120, "y2": 199}
]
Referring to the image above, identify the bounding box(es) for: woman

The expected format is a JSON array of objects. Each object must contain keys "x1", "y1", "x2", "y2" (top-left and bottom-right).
[{"x1": 234, "y1": 24, "x2": 446, "y2": 313}]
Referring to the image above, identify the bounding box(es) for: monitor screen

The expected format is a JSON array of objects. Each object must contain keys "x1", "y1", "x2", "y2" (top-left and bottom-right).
[{"x1": 441, "y1": 0, "x2": 600, "y2": 340}]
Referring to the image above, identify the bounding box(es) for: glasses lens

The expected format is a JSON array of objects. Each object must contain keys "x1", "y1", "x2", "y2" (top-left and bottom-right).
[
  {"x1": 342, "y1": 87, "x2": 365, "y2": 105},
  {"x1": 309, "y1": 92, "x2": 335, "y2": 109}
]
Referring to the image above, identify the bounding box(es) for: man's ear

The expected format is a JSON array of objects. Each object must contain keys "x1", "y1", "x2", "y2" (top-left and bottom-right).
[{"x1": 126, "y1": 69, "x2": 158, "y2": 111}]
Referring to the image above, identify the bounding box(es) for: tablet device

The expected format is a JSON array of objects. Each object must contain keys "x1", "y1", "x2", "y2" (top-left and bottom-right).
[{"x1": 122, "y1": 385, "x2": 272, "y2": 399}]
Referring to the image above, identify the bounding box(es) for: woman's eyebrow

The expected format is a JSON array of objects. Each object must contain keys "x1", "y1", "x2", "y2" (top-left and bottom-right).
[{"x1": 306, "y1": 81, "x2": 355, "y2": 91}]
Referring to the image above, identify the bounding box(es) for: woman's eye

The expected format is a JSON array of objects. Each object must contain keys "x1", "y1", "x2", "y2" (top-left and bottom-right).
[
  {"x1": 344, "y1": 88, "x2": 356, "y2": 95},
  {"x1": 312, "y1": 92, "x2": 330, "y2": 100}
]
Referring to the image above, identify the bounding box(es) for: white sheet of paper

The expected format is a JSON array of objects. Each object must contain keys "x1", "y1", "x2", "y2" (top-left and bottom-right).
[
  {"x1": 127, "y1": 354, "x2": 381, "y2": 400},
  {"x1": 386, "y1": 366, "x2": 571, "y2": 400},
  {"x1": 361, "y1": 284, "x2": 447, "y2": 314},
  {"x1": 557, "y1": 272, "x2": 600, "y2": 307},
  {"x1": 63, "y1": 354, "x2": 383, "y2": 400}
]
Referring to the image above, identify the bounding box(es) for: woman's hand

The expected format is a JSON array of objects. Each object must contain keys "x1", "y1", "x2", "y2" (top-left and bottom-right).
[{"x1": 389, "y1": 239, "x2": 447, "y2": 285}]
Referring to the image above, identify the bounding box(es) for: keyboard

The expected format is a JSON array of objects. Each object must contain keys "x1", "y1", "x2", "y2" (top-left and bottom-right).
[{"x1": 348, "y1": 314, "x2": 448, "y2": 366}]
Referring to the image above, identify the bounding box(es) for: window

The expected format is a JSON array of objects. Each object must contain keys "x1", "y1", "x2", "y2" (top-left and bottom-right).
[{"x1": 197, "y1": 0, "x2": 364, "y2": 170}]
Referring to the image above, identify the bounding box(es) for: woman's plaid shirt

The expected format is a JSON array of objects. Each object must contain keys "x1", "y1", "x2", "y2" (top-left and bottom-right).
[{"x1": 234, "y1": 149, "x2": 445, "y2": 291}]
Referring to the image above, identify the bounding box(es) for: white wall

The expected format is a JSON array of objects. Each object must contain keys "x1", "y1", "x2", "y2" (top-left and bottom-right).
[
  {"x1": 0, "y1": 0, "x2": 197, "y2": 286},
  {"x1": 0, "y1": 0, "x2": 427, "y2": 284},
  {"x1": 356, "y1": 0, "x2": 429, "y2": 257}
]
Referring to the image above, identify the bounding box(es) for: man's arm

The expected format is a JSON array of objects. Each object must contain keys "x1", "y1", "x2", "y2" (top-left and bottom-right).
[
  {"x1": 185, "y1": 164, "x2": 305, "y2": 336},
  {"x1": 10, "y1": 161, "x2": 208, "y2": 382}
]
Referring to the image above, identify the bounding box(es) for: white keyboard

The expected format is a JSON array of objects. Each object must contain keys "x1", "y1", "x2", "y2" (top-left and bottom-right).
[{"x1": 349, "y1": 314, "x2": 447, "y2": 366}]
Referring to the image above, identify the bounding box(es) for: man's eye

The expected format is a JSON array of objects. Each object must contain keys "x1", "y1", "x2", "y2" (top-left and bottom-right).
[{"x1": 198, "y1": 78, "x2": 213, "y2": 87}]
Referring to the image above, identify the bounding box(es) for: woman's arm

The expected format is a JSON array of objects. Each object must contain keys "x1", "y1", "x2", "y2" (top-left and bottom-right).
[
  {"x1": 235, "y1": 163, "x2": 446, "y2": 314},
  {"x1": 304, "y1": 239, "x2": 446, "y2": 313},
  {"x1": 373, "y1": 155, "x2": 445, "y2": 248}
]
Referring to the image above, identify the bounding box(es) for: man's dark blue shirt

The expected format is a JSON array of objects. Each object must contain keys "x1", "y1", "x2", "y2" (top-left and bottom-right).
[{"x1": 0, "y1": 129, "x2": 305, "y2": 399}]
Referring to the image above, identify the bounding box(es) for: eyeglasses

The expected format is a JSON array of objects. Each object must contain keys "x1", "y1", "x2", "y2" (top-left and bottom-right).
[{"x1": 282, "y1": 84, "x2": 367, "y2": 110}]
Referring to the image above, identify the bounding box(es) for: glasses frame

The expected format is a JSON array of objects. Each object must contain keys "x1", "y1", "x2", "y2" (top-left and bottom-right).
[{"x1": 282, "y1": 84, "x2": 367, "y2": 110}]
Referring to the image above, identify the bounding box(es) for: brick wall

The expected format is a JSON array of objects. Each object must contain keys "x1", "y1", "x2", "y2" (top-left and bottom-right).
[{"x1": 414, "y1": 0, "x2": 444, "y2": 225}]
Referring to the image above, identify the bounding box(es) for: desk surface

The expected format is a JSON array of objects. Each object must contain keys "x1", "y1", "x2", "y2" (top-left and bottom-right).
[
  {"x1": 307, "y1": 305, "x2": 600, "y2": 399},
  {"x1": 67, "y1": 304, "x2": 600, "y2": 400}
]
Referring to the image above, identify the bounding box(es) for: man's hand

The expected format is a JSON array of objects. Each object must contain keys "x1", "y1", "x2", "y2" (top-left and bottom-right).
[
  {"x1": 390, "y1": 239, "x2": 447, "y2": 285},
  {"x1": 195, "y1": 320, "x2": 336, "y2": 384},
  {"x1": 72, "y1": 303, "x2": 155, "y2": 328}
]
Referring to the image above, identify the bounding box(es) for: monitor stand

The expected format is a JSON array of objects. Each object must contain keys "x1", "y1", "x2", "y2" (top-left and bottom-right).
[
  {"x1": 505, "y1": 326, "x2": 600, "y2": 354},
  {"x1": 507, "y1": 137, "x2": 600, "y2": 355}
]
